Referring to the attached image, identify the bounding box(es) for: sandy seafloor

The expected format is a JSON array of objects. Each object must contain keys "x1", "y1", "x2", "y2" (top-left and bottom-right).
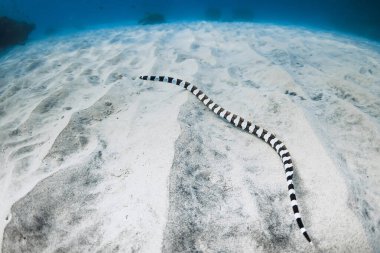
[{"x1": 0, "y1": 22, "x2": 379, "y2": 253}]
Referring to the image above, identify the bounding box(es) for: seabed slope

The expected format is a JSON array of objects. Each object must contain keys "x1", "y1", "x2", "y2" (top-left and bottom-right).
[{"x1": 0, "y1": 22, "x2": 379, "y2": 252}]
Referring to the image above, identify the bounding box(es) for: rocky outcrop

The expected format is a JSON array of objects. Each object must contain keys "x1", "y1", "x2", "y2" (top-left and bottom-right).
[
  {"x1": 0, "y1": 16, "x2": 35, "y2": 51},
  {"x1": 138, "y1": 13, "x2": 165, "y2": 25}
]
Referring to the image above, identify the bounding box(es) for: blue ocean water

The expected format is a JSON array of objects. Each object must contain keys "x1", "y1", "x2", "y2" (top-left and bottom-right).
[{"x1": 1, "y1": 0, "x2": 380, "y2": 42}]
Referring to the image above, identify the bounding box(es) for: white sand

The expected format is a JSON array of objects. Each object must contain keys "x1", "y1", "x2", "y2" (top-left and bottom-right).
[{"x1": 0, "y1": 22, "x2": 379, "y2": 252}]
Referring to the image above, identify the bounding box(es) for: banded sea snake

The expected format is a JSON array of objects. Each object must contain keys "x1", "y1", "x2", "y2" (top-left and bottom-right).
[{"x1": 139, "y1": 75, "x2": 313, "y2": 245}]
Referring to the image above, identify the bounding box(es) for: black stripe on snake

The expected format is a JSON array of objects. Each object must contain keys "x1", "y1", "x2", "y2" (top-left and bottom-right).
[{"x1": 139, "y1": 75, "x2": 313, "y2": 245}]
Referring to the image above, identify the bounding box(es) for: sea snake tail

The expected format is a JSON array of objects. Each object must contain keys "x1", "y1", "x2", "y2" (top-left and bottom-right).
[{"x1": 139, "y1": 75, "x2": 313, "y2": 245}]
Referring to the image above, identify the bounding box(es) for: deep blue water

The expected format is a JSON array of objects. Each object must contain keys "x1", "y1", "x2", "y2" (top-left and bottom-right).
[{"x1": 1, "y1": 0, "x2": 380, "y2": 41}]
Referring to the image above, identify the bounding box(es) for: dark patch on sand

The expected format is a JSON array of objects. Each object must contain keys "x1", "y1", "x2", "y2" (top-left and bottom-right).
[{"x1": 2, "y1": 152, "x2": 104, "y2": 253}]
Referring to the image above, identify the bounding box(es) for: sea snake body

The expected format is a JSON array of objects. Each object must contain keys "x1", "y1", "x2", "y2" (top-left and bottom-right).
[{"x1": 139, "y1": 75, "x2": 313, "y2": 245}]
